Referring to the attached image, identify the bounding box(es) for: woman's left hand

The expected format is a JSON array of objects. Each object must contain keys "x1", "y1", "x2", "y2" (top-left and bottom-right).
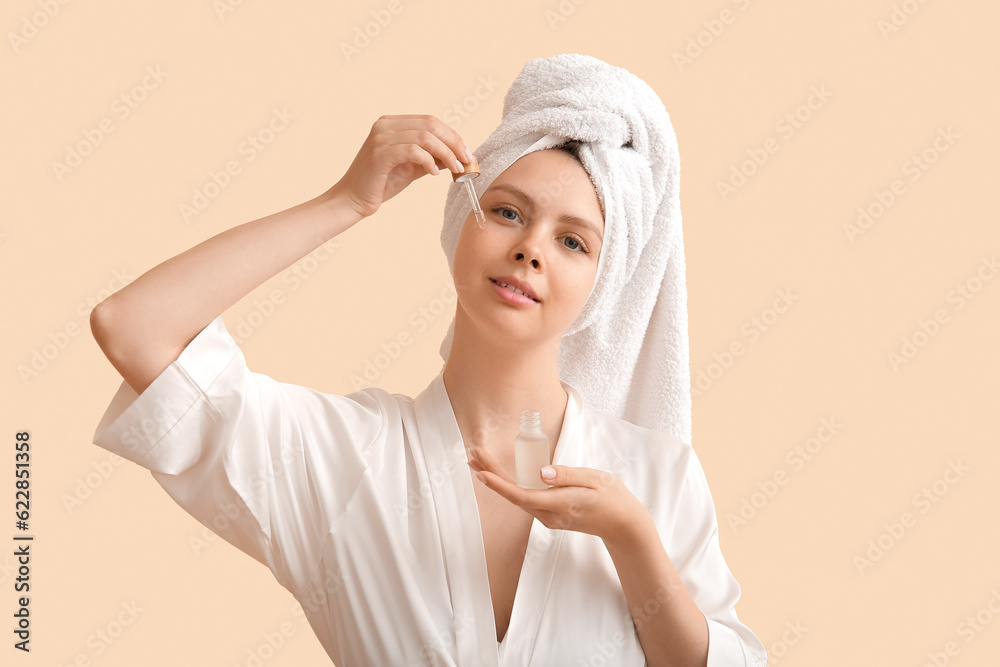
[{"x1": 467, "y1": 447, "x2": 652, "y2": 546}]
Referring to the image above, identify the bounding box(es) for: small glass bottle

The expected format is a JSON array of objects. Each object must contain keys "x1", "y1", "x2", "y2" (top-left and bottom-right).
[{"x1": 515, "y1": 410, "x2": 551, "y2": 489}]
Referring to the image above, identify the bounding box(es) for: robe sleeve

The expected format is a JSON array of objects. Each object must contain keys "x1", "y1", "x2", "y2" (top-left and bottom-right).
[
  {"x1": 91, "y1": 316, "x2": 384, "y2": 597},
  {"x1": 670, "y1": 448, "x2": 768, "y2": 667}
]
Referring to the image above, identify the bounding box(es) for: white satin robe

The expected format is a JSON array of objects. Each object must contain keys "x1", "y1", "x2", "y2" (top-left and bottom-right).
[{"x1": 92, "y1": 316, "x2": 766, "y2": 666}]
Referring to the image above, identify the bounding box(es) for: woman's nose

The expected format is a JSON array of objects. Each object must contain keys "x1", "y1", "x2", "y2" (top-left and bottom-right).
[
  {"x1": 512, "y1": 233, "x2": 544, "y2": 269},
  {"x1": 515, "y1": 252, "x2": 539, "y2": 268}
]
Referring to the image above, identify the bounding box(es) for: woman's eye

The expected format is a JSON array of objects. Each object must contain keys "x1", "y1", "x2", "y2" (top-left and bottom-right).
[
  {"x1": 493, "y1": 206, "x2": 519, "y2": 221},
  {"x1": 490, "y1": 205, "x2": 588, "y2": 253}
]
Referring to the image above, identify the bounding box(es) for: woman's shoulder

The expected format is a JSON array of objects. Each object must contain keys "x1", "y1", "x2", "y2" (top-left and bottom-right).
[
  {"x1": 577, "y1": 401, "x2": 696, "y2": 482},
  {"x1": 580, "y1": 401, "x2": 691, "y2": 452},
  {"x1": 261, "y1": 380, "x2": 415, "y2": 440}
]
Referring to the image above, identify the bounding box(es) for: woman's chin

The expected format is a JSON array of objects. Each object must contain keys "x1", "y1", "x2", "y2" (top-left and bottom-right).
[{"x1": 469, "y1": 311, "x2": 565, "y2": 350}]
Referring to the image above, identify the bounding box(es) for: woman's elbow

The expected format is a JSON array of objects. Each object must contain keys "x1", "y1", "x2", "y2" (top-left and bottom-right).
[{"x1": 89, "y1": 298, "x2": 118, "y2": 354}]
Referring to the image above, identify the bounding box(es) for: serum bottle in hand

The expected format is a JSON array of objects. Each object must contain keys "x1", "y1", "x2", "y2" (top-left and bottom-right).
[{"x1": 515, "y1": 410, "x2": 551, "y2": 489}]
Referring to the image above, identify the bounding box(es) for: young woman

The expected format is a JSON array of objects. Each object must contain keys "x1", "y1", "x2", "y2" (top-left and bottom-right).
[{"x1": 91, "y1": 60, "x2": 766, "y2": 667}]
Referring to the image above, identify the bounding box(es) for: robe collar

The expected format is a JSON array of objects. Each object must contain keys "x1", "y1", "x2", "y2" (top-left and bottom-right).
[{"x1": 413, "y1": 371, "x2": 584, "y2": 665}]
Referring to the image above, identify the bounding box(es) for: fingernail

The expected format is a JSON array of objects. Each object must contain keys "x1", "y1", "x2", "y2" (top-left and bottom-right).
[
  {"x1": 465, "y1": 148, "x2": 474, "y2": 163},
  {"x1": 469, "y1": 447, "x2": 479, "y2": 461},
  {"x1": 474, "y1": 471, "x2": 486, "y2": 484},
  {"x1": 541, "y1": 466, "x2": 556, "y2": 480}
]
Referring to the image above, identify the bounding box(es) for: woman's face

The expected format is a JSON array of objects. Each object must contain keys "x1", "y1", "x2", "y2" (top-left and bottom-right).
[{"x1": 452, "y1": 148, "x2": 605, "y2": 348}]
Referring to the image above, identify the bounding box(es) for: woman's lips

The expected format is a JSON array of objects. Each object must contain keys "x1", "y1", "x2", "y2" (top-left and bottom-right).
[
  {"x1": 491, "y1": 275, "x2": 539, "y2": 300},
  {"x1": 490, "y1": 278, "x2": 540, "y2": 306}
]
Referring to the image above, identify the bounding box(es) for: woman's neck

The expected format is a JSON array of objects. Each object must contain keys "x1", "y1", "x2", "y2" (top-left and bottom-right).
[{"x1": 441, "y1": 317, "x2": 568, "y2": 463}]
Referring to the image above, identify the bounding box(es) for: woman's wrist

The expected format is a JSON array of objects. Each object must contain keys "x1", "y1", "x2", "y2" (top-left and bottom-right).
[
  {"x1": 602, "y1": 508, "x2": 659, "y2": 557},
  {"x1": 310, "y1": 184, "x2": 367, "y2": 239}
]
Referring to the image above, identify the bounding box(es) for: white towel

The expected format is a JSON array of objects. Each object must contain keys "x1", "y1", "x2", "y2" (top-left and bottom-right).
[{"x1": 438, "y1": 53, "x2": 691, "y2": 447}]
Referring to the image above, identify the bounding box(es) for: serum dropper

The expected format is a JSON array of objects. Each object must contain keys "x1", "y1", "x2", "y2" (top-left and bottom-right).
[
  {"x1": 452, "y1": 154, "x2": 486, "y2": 229},
  {"x1": 515, "y1": 410, "x2": 551, "y2": 489}
]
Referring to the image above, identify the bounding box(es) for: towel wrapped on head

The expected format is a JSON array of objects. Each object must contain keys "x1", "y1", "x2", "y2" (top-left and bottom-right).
[{"x1": 438, "y1": 53, "x2": 691, "y2": 446}]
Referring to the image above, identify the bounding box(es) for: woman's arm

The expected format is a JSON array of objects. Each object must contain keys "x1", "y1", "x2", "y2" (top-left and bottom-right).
[
  {"x1": 466, "y1": 442, "x2": 765, "y2": 666},
  {"x1": 90, "y1": 114, "x2": 473, "y2": 395},
  {"x1": 604, "y1": 517, "x2": 709, "y2": 667},
  {"x1": 90, "y1": 189, "x2": 361, "y2": 395}
]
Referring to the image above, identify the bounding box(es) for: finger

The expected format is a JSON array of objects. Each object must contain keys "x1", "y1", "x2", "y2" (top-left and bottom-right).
[
  {"x1": 474, "y1": 467, "x2": 535, "y2": 506},
  {"x1": 415, "y1": 114, "x2": 474, "y2": 165},
  {"x1": 384, "y1": 128, "x2": 466, "y2": 174},
  {"x1": 481, "y1": 471, "x2": 582, "y2": 514},
  {"x1": 469, "y1": 447, "x2": 517, "y2": 485},
  {"x1": 373, "y1": 115, "x2": 473, "y2": 171},
  {"x1": 537, "y1": 465, "x2": 570, "y2": 486},
  {"x1": 376, "y1": 142, "x2": 441, "y2": 179},
  {"x1": 538, "y1": 465, "x2": 608, "y2": 489},
  {"x1": 467, "y1": 459, "x2": 496, "y2": 482},
  {"x1": 372, "y1": 114, "x2": 470, "y2": 160}
]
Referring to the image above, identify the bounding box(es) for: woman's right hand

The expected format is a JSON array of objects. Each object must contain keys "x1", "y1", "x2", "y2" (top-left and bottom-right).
[{"x1": 330, "y1": 114, "x2": 474, "y2": 220}]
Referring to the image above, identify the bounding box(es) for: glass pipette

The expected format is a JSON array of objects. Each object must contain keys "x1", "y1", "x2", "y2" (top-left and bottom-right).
[{"x1": 452, "y1": 155, "x2": 486, "y2": 229}]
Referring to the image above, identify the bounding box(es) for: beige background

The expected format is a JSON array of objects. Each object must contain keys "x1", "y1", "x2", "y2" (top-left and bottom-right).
[{"x1": 2, "y1": 0, "x2": 997, "y2": 665}]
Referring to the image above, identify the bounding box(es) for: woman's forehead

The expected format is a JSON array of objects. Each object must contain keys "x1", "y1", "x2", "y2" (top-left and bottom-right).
[{"x1": 484, "y1": 151, "x2": 604, "y2": 227}]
